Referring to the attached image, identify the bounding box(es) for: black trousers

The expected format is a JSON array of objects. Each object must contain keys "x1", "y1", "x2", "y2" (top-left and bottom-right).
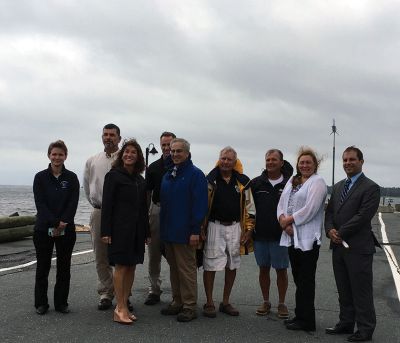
[
  {"x1": 33, "y1": 230, "x2": 76, "y2": 309},
  {"x1": 288, "y1": 242, "x2": 320, "y2": 330}
]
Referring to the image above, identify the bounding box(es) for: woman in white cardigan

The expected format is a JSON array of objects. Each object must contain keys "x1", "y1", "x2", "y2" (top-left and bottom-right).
[{"x1": 277, "y1": 147, "x2": 327, "y2": 332}]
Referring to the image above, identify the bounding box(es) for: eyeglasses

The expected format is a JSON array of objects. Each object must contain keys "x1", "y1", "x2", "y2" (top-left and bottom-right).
[{"x1": 171, "y1": 149, "x2": 184, "y2": 154}]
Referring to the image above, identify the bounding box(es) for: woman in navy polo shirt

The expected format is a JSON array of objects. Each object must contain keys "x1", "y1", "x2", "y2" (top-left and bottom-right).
[{"x1": 33, "y1": 140, "x2": 80, "y2": 315}]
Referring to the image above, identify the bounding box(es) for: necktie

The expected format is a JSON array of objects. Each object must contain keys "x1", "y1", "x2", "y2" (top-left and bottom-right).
[{"x1": 340, "y1": 178, "x2": 351, "y2": 203}]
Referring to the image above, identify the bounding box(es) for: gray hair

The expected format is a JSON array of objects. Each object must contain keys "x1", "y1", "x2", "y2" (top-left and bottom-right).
[
  {"x1": 265, "y1": 149, "x2": 283, "y2": 161},
  {"x1": 171, "y1": 138, "x2": 190, "y2": 152},
  {"x1": 220, "y1": 146, "x2": 237, "y2": 160}
]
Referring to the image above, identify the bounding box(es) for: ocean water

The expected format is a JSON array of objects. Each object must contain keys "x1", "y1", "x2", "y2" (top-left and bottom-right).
[
  {"x1": 0, "y1": 185, "x2": 92, "y2": 225},
  {"x1": 1, "y1": 185, "x2": 398, "y2": 226}
]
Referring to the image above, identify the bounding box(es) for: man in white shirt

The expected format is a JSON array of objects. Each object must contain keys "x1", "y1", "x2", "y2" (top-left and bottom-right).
[{"x1": 83, "y1": 123, "x2": 121, "y2": 310}]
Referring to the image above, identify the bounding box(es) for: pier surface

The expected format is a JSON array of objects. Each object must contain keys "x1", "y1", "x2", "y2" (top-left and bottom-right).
[{"x1": 1, "y1": 213, "x2": 399, "y2": 343}]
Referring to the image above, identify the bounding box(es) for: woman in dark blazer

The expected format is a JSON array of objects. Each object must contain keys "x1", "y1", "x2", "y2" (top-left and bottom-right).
[
  {"x1": 33, "y1": 140, "x2": 80, "y2": 315},
  {"x1": 101, "y1": 139, "x2": 150, "y2": 324}
]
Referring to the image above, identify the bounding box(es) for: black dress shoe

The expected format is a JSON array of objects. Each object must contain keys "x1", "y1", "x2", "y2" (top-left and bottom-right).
[
  {"x1": 144, "y1": 293, "x2": 160, "y2": 305},
  {"x1": 284, "y1": 317, "x2": 297, "y2": 325},
  {"x1": 55, "y1": 305, "x2": 70, "y2": 314},
  {"x1": 127, "y1": 299, "x2": 134, "y2": 312},
  {"x1": 347, "y1": 331, "x2": 372, "y2": 342},
  {"x1": 98, "y1": 298, "x2": 112, "y2": 310},
  {"x1": 286, "y1": 321, "x2": 315, "y2": 332},
  {"x1": 36, "y1": 305, "x2": 49, "y2": 315},
  {"x1": 326, "y1": 323, "x2": 354, "y2": 335}
]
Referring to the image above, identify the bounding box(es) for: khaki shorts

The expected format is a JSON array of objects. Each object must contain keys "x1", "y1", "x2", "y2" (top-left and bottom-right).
[{"x1": 203, "y1": 221, "x2": 241, "y2": 271}]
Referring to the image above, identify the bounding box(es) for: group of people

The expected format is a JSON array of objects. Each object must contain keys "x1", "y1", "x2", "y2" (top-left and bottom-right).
[{"x1": 32, "y1": 123, "x2": 381, "y2": 342}]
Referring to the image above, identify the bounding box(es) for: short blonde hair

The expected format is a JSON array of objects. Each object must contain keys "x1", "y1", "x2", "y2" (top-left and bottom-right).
[{"x1": 292, "y1": 146, "x2": 322, "y2": 186}]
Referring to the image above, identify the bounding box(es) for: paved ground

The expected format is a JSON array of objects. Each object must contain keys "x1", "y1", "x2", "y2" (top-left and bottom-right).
[{"x1": 0, "y1": 214, "x2": 399, "y2": 343}]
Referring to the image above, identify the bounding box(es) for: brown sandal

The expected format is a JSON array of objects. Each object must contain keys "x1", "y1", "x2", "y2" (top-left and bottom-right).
[
  {"x1": 219, "y1": 303, "x2": 239, "y2": 316},
  {"x1": 203, "y1": 304, "x2": 216, "y2": 318}
]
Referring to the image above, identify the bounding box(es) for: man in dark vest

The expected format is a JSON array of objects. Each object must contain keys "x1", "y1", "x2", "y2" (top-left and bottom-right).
[{"x1": 144, "y1": 131, "x2": 175, "y2": 305}]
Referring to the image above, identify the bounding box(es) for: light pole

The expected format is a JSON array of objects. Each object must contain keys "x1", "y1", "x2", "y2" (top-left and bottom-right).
[
  {"x1": 330, "y1": 119, "x2": 338, "y2": 188},
  {"x1": 145, "y1": 143, "x2": 158, "y2": 167}
]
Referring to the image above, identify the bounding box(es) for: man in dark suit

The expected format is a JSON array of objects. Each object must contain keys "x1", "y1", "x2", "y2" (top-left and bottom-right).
[{"x1": 325, "y1": 146, "x2": 380, "y2": 342}]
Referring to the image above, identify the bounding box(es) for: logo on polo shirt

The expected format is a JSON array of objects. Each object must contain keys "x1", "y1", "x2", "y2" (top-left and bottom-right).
[{"x1": 60, "y1": 181, "x2": 69, "y2": 189}]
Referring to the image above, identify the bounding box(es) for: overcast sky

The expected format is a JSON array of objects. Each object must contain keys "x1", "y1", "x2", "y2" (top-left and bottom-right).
[{"x1": 1, "y1": 0, "x2": 399, "y2": 187}]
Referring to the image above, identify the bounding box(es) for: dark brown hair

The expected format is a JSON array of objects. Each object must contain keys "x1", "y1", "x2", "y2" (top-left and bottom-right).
[
  {"x1": 47, "y1": 140, "x2": 68, "y2": 156},
  {"x1": 343, "y1": 146, "x2": 363, "y2": 160},
  {"x1": 103, "y1": 123, "x2": 120, "y2": 136},
  {"x1": 160, "y1": 131, "x2": 176, "y2": 139},
  {"x1": 113, "y1": 139, "x2": 145, "y2": 173},
  {"x1": 292, "y1": 146, "x2": 321, "y2": 187}
]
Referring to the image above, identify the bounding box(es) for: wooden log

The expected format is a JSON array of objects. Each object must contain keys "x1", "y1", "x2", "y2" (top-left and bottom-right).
[
  {"x1": 0, "y1": 216, "x2": 36, "y2": 230},
  {"x1": 0, "y1": 225, "x2": 34, "y2": 242},
  {"x1": 75, "y1": 224, "x2": 91, "y2": 232}
]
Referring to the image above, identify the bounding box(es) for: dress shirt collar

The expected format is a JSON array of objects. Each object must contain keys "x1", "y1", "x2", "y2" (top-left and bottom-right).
[{"x1": 347, "y1": 172, "x2": 363, "y2": 190}]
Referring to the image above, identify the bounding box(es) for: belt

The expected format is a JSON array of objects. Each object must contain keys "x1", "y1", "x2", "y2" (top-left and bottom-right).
[
  {"x1": 93, "y1": 205, "x2": 101, "y2": 210},
  {"x1": 212, "y1": 220, "x2": 237, "y2": 226}
]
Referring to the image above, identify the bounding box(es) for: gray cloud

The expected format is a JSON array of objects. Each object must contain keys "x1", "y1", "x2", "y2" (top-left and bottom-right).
[{"x1": 0, "y1": 0, "x2": 399, "y2": 187}]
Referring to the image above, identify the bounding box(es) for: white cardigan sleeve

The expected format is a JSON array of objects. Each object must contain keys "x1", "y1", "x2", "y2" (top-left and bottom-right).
[
  {"x1": 292, "y1": 176, "x2": 327, "y2": 226},
  {"x1": 277, "y1": 176, "x2": 293, "y2": 219}
]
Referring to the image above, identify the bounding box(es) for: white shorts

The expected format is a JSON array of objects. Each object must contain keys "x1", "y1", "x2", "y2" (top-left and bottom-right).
[{"x1": 203, "y1": 221, "x2": 241, "y2": 271}]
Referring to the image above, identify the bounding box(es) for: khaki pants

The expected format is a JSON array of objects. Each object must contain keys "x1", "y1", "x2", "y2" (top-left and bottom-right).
[
  {"x1": 165, "y1": 243, "x2": 197, "y2": 310},
  {"x1": 90, "y1": 208, "x2": 114, "y2": 300},
  {"x1": 147, "y1": 202, "x2": 162, "y2": 295}
]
